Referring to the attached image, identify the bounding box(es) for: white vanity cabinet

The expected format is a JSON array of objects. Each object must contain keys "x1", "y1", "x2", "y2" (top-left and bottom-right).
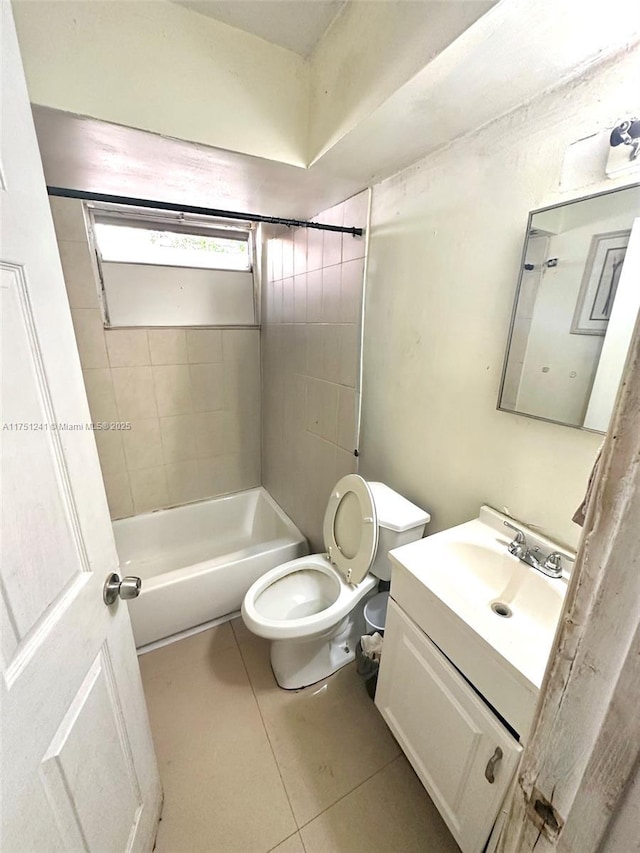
[{"x1": 376, "y1": 599, "x2": 522, "y2": 853}]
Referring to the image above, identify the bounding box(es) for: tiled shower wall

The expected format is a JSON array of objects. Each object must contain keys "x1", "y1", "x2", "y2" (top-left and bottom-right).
[
  {"x1": 50, "y1": 197, "x2": 260, "y2": 519},
  {"x1": 262, "y1": 191, "x2": 369, "y2": 550}
]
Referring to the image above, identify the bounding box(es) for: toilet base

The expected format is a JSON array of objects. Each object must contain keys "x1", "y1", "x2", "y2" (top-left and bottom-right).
[{"x1": 270, "y1": 592, "x2": 374, "y2": 689}]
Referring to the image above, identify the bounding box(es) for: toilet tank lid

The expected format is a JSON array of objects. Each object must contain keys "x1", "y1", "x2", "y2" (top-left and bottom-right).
[{"x1": 367, "y1": 482, "x2": 431, "y2": 532}]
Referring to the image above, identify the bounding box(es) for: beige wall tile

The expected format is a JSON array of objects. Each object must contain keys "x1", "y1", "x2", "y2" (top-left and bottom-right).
[
  {"x1": 193, "y1": 411, "x2": 227, "y2": 458},
  {"x1": 153, "y1": 365, "x2": 193, "y2": 416},
  {"x1": 338, "y1": 325, "x2": 359, "y2": 388},
  {"x1": 94, "y1": 428, "x2": 127, "y2": 476},
  {"x1": 293, "y1": 228, "x2": 307, "y2": 276},
  {"x1": 58, "y1": 241, "x2": 100, "y2": 309},
  {"x1": 272, "y1": 279, "x2": 283, "y2": 323},
  {"x1": 122, "y1": 418, "x2": 164, "y2": 470},
  {"x1": 49, "y1": 196, "x2": 89, "y2": 243},
  {"x1": 306, "y1": 270, "x2": 323, "y2": 322},
  {"x1": 222, "y1": 408, "x2": 260, "y2": 455},
  {"x1": 83, "y1": 368, "x2": 118, "y2": 422},
  {"x1": 186, "y1": 329, "x2": 223, "y2": 364},
  {"x1": 54, "y1": 201, "x2": 261, "y2": 522},
  {"x1": 282, "y1": 277, "x2": 295, "y2": 323},
  {"x1": 112, "y1": 366, "x2": 158, "y2": 420},
  {"x1": 321, "y1": 325, "x2": 341, "y2": 384},
  {"x1": 271, "y1": 237, "x2": 283, "y2": 281},
  {"x1": 281, "y1": 235, "x2": 294, "y2": 279},
  {"x1": 342, "y1": 231, "x2": 367, "y2": 263},
  {"x1": 337, "y1": 387, "x2": 357, "y2": 453},
  {"x1": 224, "y1": 361, "x2": 260, "y2": 412},
  {"x1": 306, "y1": 326, "x2": 323, "y2": 379},
  {"x1": 160, "y1": 415, "x2": 199, "y2": 463},
  {"x1": 306, "y1": 228, "x2": 323, "y2": 272},
  {"x1": 322, "y1": 231, "x2": 343, "y2": 268},
  {"x1": 71, "y1": 309, "x2": 108, "y2": 368},
  {"x1": 198, "y1": 456, "x2": 225, "y2": 498},
  {"x1": 293, "y1": 275, "x2": 307, "y2": 323},
  {"x1": 103, "y1": 470, "x2": 133, "y2": 519},
  {"x1": 106, "y1": 329, "x2": 150, "y2": 367},
  {"x1": 336, "y1": 446, "x2": 358, "y2": 480},
  {"x1": 166, "y1": 460, "x2": 205, "y2": 505},
  {"x1": 129, "y1": 466, "x2": 169, "y2": 514},
  {"x1": 222, "y1": 329, "x2": 260, "y2": 363},
  {"x1": 292, "y1": 325, "x2": 307, "y2": 376},
  {"x1": 264, "y1": 279, "x2": 274, "y2": 319},
  {"x1": 340, "y1": 258, "x2": 365, "y2": 323},
  {"x1": 262, "y1": 196, "x2": 367, "y2": 543},
  {"x1": 216, "y1": 451, "x2": 261, "y2": 495},
  {"x1": 189, "y1": 363, "x2": 225, "y2": 412},
  {"x1": 148, "y1": 329, "x2": 188, "y2": 365},
  {"x1": 321, "y1": 265, "x2": 341, "y2": 323},
  {"x1": 306, "y1": 378, "x2": 338, "y2": 443}
]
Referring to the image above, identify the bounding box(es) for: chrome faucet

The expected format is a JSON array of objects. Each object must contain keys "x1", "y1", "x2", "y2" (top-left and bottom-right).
[{"x1": 503, "y1": 521, "x2": 566, "y2": 579}]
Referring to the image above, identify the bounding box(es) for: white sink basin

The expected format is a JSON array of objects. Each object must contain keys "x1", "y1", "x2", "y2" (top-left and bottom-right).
[{"x1": 388, "y1": 506, "x2": 572, "y2": 739}]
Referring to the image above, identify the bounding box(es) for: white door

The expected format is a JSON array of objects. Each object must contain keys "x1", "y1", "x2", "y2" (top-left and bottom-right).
[
  {"x1": 376, "y1": 599, "x2": 522, "y2": 853},
  {"x1": 0, "y1": 4, "x2": 162, "y2": 851}
]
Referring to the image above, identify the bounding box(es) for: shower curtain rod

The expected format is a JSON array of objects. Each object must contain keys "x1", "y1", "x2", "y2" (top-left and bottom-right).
[{"x1": 46, "y1": 187, "x2": 364, "y2": 237}]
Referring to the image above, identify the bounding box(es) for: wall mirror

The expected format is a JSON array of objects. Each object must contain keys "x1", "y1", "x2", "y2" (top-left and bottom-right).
[{"x1": 499, "y1": 183, "x2": 640, "y2": 432}]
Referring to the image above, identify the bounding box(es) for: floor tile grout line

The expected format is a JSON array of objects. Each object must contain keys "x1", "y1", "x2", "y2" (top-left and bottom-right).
[
  {"x1": 235, "y1": 627, "x2": 402, "y2": 841},
  {"x1": 235, "y1": 634, "x2": 303, "y2": 848},
  {"x1": 296, "y1": 752, "x2": 404, "y2": 834},
  {"x1": 266, "y1": 829, "x2": 304, "y2": 853}
]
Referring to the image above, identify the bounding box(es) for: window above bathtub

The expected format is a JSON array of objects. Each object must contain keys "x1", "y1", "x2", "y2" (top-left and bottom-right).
[{"x1": 87, "y1": 204, "x2": 258, "y2": 327}]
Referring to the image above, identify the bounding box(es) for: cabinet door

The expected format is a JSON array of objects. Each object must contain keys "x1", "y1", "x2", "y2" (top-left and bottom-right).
[{"x1": 376, "y1": 599, "x2": 522, "y2": 853}]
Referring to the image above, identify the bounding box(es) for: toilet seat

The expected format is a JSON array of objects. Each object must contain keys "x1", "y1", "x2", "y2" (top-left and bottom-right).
[
  {"x1": 241, "y1": 554, "x2": 377, "y2": 641},
  {"x1": 242, "y1": 476, "x2": 381, "y2": 642},
  {"x1": 323, "y1": 474, "x2": 378, "y2": 585}
]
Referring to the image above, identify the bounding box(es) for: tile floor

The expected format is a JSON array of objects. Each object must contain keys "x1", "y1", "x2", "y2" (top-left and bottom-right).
[{"x1": 139, "y1": 618, "x2": 460, "y2": 853}]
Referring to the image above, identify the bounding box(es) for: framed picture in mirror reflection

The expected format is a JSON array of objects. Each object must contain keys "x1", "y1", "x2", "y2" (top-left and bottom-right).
[{"x1": 571, "y1": 229, "x2": 630, "y2": 335}]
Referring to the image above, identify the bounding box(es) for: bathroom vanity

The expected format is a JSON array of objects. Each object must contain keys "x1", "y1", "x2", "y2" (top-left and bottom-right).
[{"x1": 375, "y1": 507, "x2": 572, "y2": 853}]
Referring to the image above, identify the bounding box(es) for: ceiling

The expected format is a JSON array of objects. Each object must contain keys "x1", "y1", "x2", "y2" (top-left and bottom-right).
[
  {"x1": 32, "y1": 2, "x2": 640, "y2": 223},
  {"x1": 170, "y1": 0, "x2": 346, "y2": 56},
  {"x1": 33, "y1": 106, "x2": 364, "y2": 221}
]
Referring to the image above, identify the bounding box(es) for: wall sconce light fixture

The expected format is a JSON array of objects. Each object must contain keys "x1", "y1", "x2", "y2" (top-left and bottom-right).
[{"x1": 610, "y1": 117, "x2": 640, "y2": 161}]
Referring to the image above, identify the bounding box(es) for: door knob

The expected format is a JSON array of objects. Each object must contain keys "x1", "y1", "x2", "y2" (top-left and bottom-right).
[
  {"x1": 103, "y1": 572, "x2": 142, "y2": 605},
  {"x1": 484, "y1": 746, "x2": 503, "y2": 784}
]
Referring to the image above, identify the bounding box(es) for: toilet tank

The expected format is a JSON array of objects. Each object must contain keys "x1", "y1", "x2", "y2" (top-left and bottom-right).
[{"x1": 368, "y1": 482, "x2": 430, "y2": 581}]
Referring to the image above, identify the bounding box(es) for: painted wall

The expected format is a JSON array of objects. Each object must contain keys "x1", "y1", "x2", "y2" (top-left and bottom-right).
[
  {"x1": 50, "y1": 197, "x2": 260, "y2": 519},
  {"x1": 360, "y1": 47, "x2": 640, "y2": 550},
  {"x1": 308, "y1": 0, "x2": 493, "y2": 161},
  {"x1": 12, "y1": 0, "x2": 309, "y2": 165},
  {"x1": 261, "y1": 192, "x2": 369, "y2": 550}
]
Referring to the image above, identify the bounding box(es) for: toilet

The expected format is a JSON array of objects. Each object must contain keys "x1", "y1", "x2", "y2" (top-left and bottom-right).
[{"x1": 241, "y1": 475, "x2": 430, "y2": 689}]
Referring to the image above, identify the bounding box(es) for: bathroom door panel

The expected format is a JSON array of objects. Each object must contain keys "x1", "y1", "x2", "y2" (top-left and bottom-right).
[
  {"x1": 376, "y1": 599, "x2": 522, "y2": 853},
  {"x1": 0, "y1": 4, "x2": 161, "y2": 851}
]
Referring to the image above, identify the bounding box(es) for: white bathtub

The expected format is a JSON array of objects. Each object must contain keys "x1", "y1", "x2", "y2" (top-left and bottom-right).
[{"x1": 114, "y1": 488, "x2": 308, "y2": 648}]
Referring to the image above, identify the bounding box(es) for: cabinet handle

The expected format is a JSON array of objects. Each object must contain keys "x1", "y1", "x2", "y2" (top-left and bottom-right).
[{"x1": 484, "y1": 746, "x2": 503, "y2": 784}]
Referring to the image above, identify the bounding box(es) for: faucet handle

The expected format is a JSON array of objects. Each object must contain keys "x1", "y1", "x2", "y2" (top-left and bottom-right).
[
  {"x1": 543, "y1": 552, "x2": 564, "y2": 576},
  {"x1": 503, "y1": 521, "x2": 526, "y2": 543},
  {"x1": 503, "y1": 521, "x2": 527, "y2": 556}
]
